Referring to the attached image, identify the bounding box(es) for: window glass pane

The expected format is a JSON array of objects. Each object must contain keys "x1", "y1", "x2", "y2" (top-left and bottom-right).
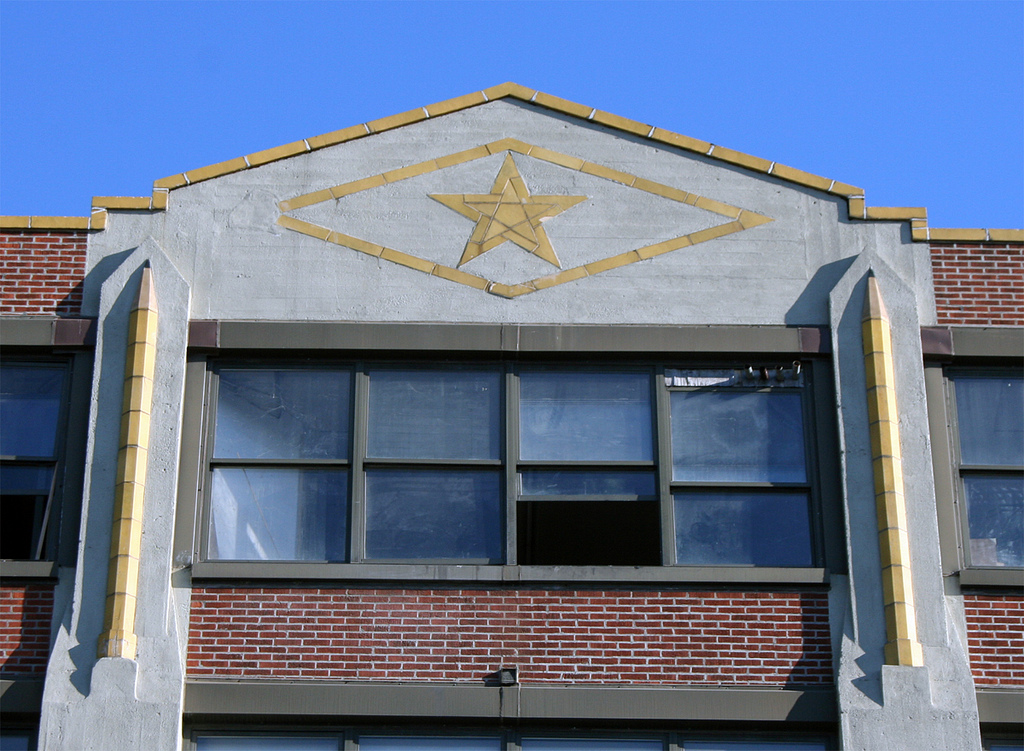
[
  {"x1": 520, "y1": 372, "x2": 653, "y2": 462},
  {"x1": 674, "y1": 491, "x2": 813, "y2": 566},
  {"x1": 671, "y1": 391, "x2": 806, "y2": 483},
  {"x1": 0, "y1": 365, "x2": 65, "y2": 457},
  {"x1": 367, "y1": 369, "x2": 500, "y2": 460},
  {"x1": 365, "y1": 469, "x2": 502, "y2": 560},
  {"x1": 522, "y1": 740, "x2": 663, "y2": 751},
  {"x1": 955, "y1": 376, "x2": 1024, "y2": 466},
  {"x1": 361, "y1": 739, "x2": 501, "y2": 751},
  {"x1": 0, "y1": 731, "x2": 33, "y2": 751},
  {"x1": 196, "y1": 739, "x2": 337, "y2": 751},
  {"x1": 521, "y1": 469, "x2": 656, "y2": 497},
  {"x1": 214, "y1": 370, "x2": 350, "y2": 460},
  {"x1": 208, "y1": 468, "x2": 348, "y2": 561},
  {"x1": 686, "y1": 742, "x2": 826, "y2": 750},
  {"x1": 965, "y1": 475, "x2": 1024, "y2": 567},
  {"x1": 1, "y1": 465, "x2": 54, "y2": 559}
]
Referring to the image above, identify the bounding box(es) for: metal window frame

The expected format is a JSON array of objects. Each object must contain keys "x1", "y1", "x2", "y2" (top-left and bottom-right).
[
  {"x1": 939, "y1": 367, "x2": 1024, "y2": 582},
  {"x1": 177, "y1": 322, "x2": 838, "y2": 584},
  {"x1": 0, "y1": 353, "x2": 89, "y2": 574}
]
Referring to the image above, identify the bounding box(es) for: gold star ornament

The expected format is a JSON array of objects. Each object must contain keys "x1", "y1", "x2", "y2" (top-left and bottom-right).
[{"x1": 430, "y1": 154, "x2": 587, "y2": 268}]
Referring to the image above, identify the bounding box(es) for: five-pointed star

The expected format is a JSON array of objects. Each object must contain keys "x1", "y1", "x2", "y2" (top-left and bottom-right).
[{"x1": 430, "y1": 154, "x2": 587, "y2": 268}]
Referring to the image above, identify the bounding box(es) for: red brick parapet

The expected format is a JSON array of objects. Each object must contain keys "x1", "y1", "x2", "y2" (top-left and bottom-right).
[
  {"x1": 1, "y1": 231, "x2": 87, "y2": 316},
  {"x1": 0, "y1": 585, "x2": 55, "y2": 676},
  {"x1": 931, "y1": 242, "x2": 1024, "y2": 326},
  {"x1": 964, "y1": 593, "x2": 1024, "y2": 687}
]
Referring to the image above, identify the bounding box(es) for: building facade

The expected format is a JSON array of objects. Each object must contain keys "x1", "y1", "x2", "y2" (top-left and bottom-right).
[{"x1": 1, "y1": 84, "x2": 1021, "y2": 751}]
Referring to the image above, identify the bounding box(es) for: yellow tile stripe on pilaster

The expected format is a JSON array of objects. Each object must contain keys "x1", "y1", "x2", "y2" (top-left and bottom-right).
[
  {"x1": 862, "y1": 274, "x2": 924, "y2": 667},
  {"x1": 97, "y1": 266, "x2": 157, "y2": 661}
]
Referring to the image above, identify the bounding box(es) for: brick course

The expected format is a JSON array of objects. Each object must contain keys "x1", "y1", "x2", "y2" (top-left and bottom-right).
[
  {"x1": 0, "y1": 585, "x2": 55, "y2": 676},
  {"x1": 1, "y1": 231, "x2": 87, "y2": 316},
  {"x1": 930, "y1": 242, "x2": 1024, "y2": 325},
  {"x1": 963, "y1": 594, "x2": 1024, "y2": 687},
  {"x1": 187, "y1": 587, "x2": 832, "y2": 686}
]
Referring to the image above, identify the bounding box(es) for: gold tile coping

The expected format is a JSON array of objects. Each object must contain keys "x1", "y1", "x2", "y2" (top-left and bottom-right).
[
  {"x1": 278, "y1": 139, "x2": 772, "y2": 298},
  {"x1": 5, "y1": 86, "x2": 1019, "y2": 239}
]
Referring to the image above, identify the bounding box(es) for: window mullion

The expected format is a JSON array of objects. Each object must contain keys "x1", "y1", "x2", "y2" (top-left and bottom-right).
[
  {"x1": 506, "y1": 366, "x2": 519, "y2": 566},
  {"x1": 350, "y1": 366, "x2": 370, "y2": 563},
  {"x1": 655, "y1": 365, "x2": 675, "y2": 566}
]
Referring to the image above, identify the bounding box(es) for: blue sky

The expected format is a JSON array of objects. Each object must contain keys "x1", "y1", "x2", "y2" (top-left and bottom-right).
[{"x1": 1, "y1": 1, "x2": 1021, "y2": 228}]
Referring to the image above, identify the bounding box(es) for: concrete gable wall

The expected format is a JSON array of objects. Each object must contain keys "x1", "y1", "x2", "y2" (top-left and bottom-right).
[{"x1": 84, "y1": 101, "x2": 934, "y2": 326}]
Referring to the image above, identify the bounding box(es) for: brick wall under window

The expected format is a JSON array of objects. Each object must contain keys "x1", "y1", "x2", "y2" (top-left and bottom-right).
[
  {"x1": 0, "y1": 585, "x2": 54, "y2": 676},
  {"x1": 0, "y1": 231, "x2": 87, "y2": 316},
  {"x1": 963, "y1": 593, "x2": 1024, "y2": 687},
  {"x1": 930, "y1": 242, "x2": 1024, "y2": 325},
  {"x1": 187, "y1": 587, "x2": 833, "y2": 686}
]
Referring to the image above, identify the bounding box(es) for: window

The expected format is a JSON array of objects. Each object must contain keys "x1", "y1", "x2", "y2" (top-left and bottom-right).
[
  {"x1": 190, "y1": 733, "x2": 829, "y2": 751},
  {"x1": 949, "y1": 372, "x2": 1023, "y2": 568},
  {"x1": 0, "y1": 362, "x2": 70, "y2": 560},
  {"x1": 201, "y1": 362, "x2": 822, "y2": 569}
]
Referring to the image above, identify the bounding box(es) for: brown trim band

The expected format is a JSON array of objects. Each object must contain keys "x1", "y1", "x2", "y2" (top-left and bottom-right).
[{"x1": 0, "y1": 318, "x2": 96, "y2": 347}]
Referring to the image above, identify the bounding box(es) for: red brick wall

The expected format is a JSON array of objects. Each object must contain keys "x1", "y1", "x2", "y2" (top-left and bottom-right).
[
  {"x1": 0, "y1": 231, "x2": 87, "y2": 316},
  {"x1": 931, "y1": 242, "x2": 1024, "y2": 325},
  {"x1": 188, "y1": 587, "x2": 832, "y2": 686},
  {"x1": 0, "y1": 585, "x2": 54, "y2": 676},
  {"x1": 963, "y1": 594, "x2": 1024, "y2": 687}
]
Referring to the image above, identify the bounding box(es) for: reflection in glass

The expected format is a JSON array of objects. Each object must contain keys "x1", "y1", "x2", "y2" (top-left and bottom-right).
[
  {"x1": 674, "y1": 491, "x2": 812, "y2": 566},
  {"x1": 209, "y1": 468, "x2": 348, "y2": 561},
  {"x1": 368, "y1": 369, "x2": 501, "y2": 460},
  {"x1": 365, "y1": 469, "x2": 502, "y2": 560},
  {"x1": 671, "y1": 391, "x2": 806, "y2": 483},
  {"x1": 196, "y1": 738, "x2": 338, "y2": 751},
  {"x1": 361, "y1": 738, "x2": 501, "y2": 751},
  {"x1": 522, "y1": 740, "x2": 663, "y2": 751},
  {"x1": 520, "y1": 372, "x2": 652, "y2": 461},
  {"x1": 0, "y1": 364, "x2": 65, "y2": 457},
  {"x1": 955, "y1": 376, "x2": 1024, "y2": 466},
  {"x1": 521, "y1": 469, "x2": 656, "y2": 497},
  {"x1": 0, "y1": 465, "x2": 55, "y2": 560},
  {"x1": 965, "y1": 475, "x2": 1024, "y2": 567},
  {"x1": 214, "y1": 370, "x2": 351, "y2": 460}
]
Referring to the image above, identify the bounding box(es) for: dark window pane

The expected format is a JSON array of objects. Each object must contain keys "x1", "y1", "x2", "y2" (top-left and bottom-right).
[
  {"x1": 196, "y1": 739, "x2": 338, "y2": 751},
  {"x1": 367, "y1": 370, "x2": 501, "y2": 460},
  {"x1": 208, "y1": 468, "x2": 348, "y2": 561},
  {"x1": 964, "y1": 475, "x2": 1024, "y2": 567},
  {"x1": 361, "y1": 739, "x2": 501, "y2": 751},
  {"x1": 522, "y1": 741, "x2": 663, "y2": 751},
  {"x1": 520, "y1": 372, "x2": 653, "y2": 461},
  {"x1": 671, "y1": 391, "x2": 806, "y2": 483},
  {"x1": 521, "y1": 469, "x2": 656, "y2": 498},
  {"x1": 955, "y1": 377, "x2": 1024, "y2": 466},
  {"x1": 214, "y1": 370, "x2": 350, "y2": 460},
  {"x1": 0, "y1": 731, "x2": 33, "y2": 751},
  {"x1": 0, "y1": 466, "x2": 54, "y2": 559},
  {"x1": 365, "y1": 469, "x2": 502, "y2": 560},
  {"x1": 518, "y1": 500, "x2": 661, "y2": 566},
  {"x1": 674, "y1": 491, "x2": 813, "y2": 566},
  {"x1": 0, "y1": 365, "x2": 65, "y2": 457}
]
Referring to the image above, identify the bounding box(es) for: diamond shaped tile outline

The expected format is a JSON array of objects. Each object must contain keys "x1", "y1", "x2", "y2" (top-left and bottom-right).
[{"x1": 276, "y1": 138, "x2": 773, "y2": 299}]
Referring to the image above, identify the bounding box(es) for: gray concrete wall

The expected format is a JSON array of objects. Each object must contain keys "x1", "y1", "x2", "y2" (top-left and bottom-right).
[{"x1": 39, "y1": 241, "x2": 191, "y2": 751}]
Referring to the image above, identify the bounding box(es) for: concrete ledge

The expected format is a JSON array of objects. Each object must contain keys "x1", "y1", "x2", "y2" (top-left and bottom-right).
[
  {"x1": 0, "y1": 318, "x2": 96, "y2": 347},
  {"x1": 198, "y1": 321, "x2": 829, "y2": 355},
  {"x1": 184, "y1": 681, "x2": 836, "y2": 722},
  {"x1": 0, "y1": 561, "x2": 59, "y2": 579},
  {"x1": 190, "y1": 562, "x2": 829, "y2": 585},
  {"x1": 977, "y1": 689, "x2": 1024, "y2": 724}
]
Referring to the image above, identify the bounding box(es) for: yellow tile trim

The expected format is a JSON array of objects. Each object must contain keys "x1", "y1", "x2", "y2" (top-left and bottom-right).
[
  {"x1": 98, "y1": 266, "x2": 157, "y2": 662},
  {"x1": 928, "y1": 227, "x2": 988, "y2": 242},
  {"x1": 279, "y1": 140, "x2": 772, "y2": 298},
  {"x1": 92, "y1": 197, "x2": 152, "y2": 210},
  {"x1": 864, "y1": 206, "x2": 928, "y2": 221},
  {"x1": 862, "y1": 274, "x2": 923, "y2": 668},
  {"x1": 988, "y1": 229, "x2": 1024, "y2": 242}
]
